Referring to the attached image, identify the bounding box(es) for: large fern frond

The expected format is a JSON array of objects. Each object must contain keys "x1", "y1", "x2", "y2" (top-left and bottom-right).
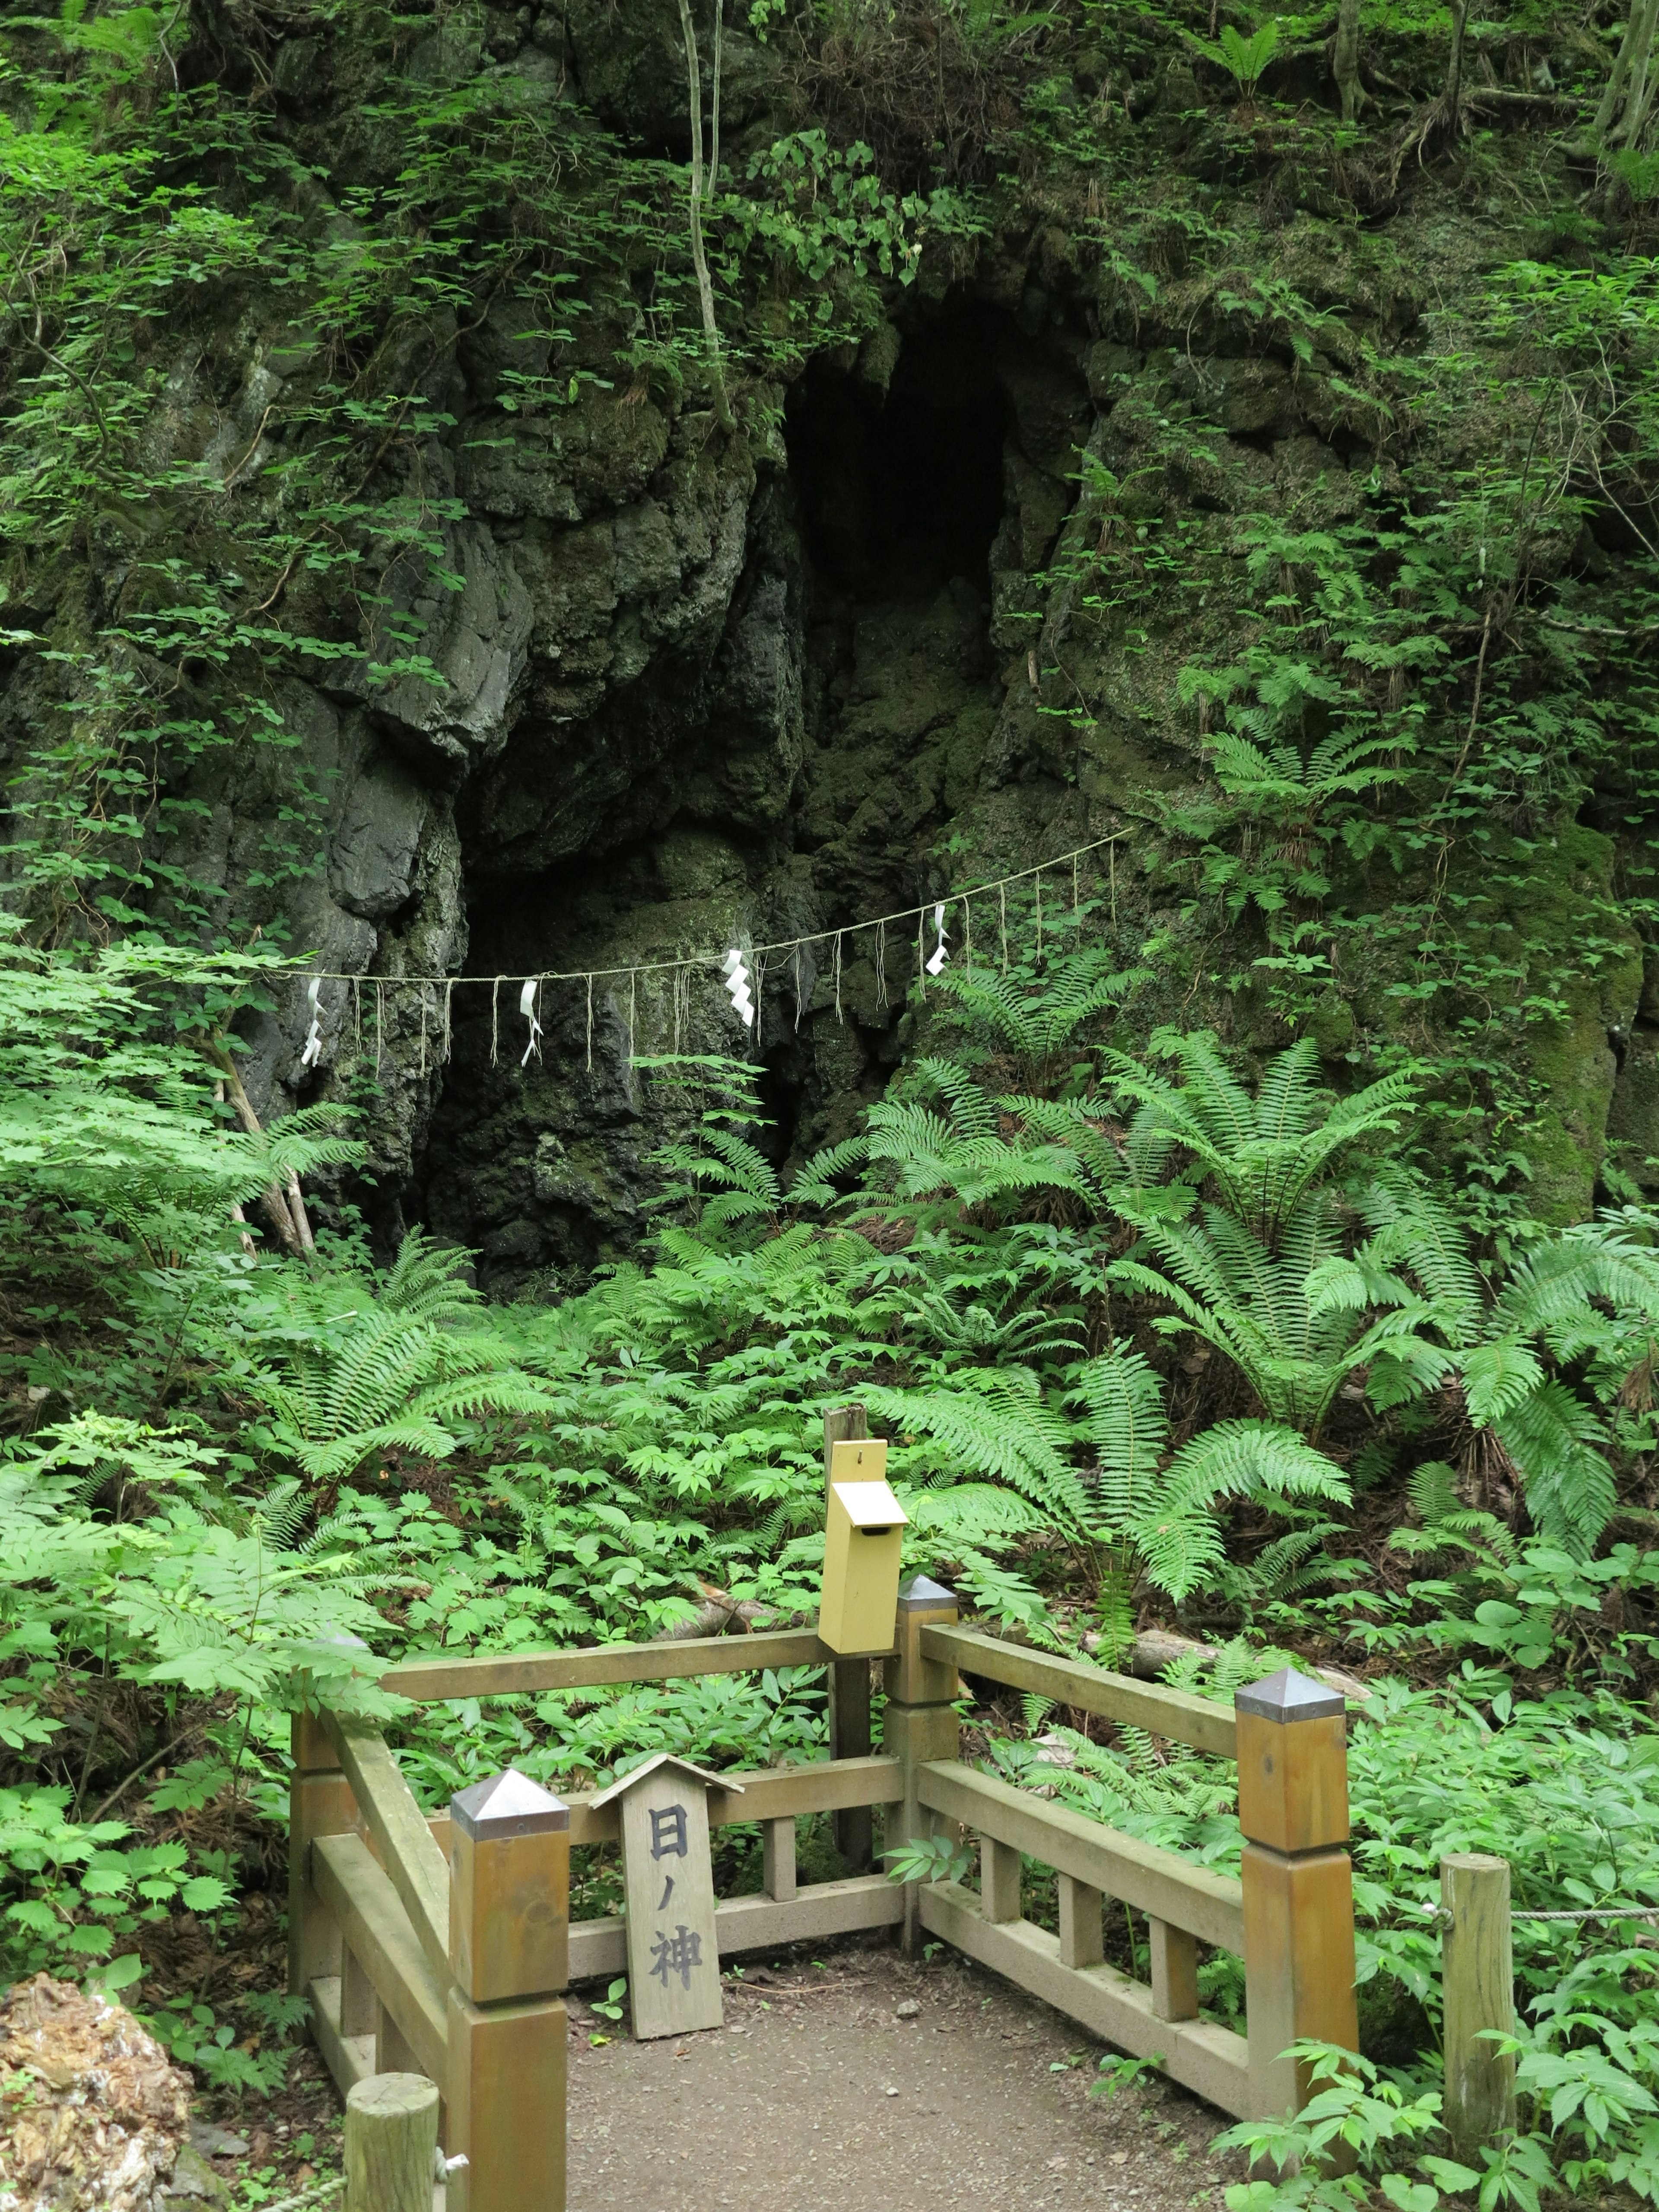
[{"x1": 1494, "y1": 1379, "x2": 1618, "y2": 1555}]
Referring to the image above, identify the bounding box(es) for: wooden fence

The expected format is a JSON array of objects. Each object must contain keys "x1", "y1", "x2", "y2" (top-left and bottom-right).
[{"x1": 291, "y1": 1584, "x2": 1374, "y2": 2208}]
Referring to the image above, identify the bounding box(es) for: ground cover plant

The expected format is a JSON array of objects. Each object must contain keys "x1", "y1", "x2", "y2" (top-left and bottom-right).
[{"x1": 6, "y1": 0, "x2": 1659, "y2": 2207}]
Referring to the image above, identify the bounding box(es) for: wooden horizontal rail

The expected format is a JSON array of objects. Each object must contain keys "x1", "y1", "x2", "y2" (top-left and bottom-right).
[
  {"x1": 382, "y1": 1628, "x2": 856, "y2": 1703},
  {"x1": 918, "y1": 1881, "x2": 1251, "y2": 2117},
  {"x1": 567, "y1": 1872, "x2": 903, "y2": 1981},
  {"x1": 319, "y1": 1709, "x2": 450, "y2": 1983},
  {"x1": 425, "y1": 1754, "x2": 902, "y2": 1855},
  {"x1": 308, "y1": 1974, "x2": 375, "y2": 2096},
  {"x1": 311, "y1": 1832, "x2": 449, "y2": 2088},
  {"x1": 922, "y1": 1624, "x2": 1237, "y2": 1759},
  {"x1": 919, "y1": 1761, "x2": 1245, "y2": 1956}
]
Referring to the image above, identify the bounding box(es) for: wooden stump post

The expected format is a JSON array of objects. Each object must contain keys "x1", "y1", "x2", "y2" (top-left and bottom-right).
[
  {"x1": 883, "y1": 1574, "x2": 960, "y2": 1957},
  {"x1": 1236, "y1": 1668, "x2": 1359, "y2": 2120},
  {"x1": 446, "y1": 1769, "x2": 570, "y2": 2212},
  {"x1": 346, "y1": 2073, "x2": 439, "y2": 2212},
  {"x1": 1442, "y1": 1853, "x2": 1517, "y2": 2160},
  {"x1": 824, "y1": 1403, "x2": 874, "y2": 1870}
]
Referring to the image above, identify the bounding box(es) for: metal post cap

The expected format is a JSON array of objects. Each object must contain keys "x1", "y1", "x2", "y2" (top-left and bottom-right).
[
  {"x1": 896, "y1": 1574, "x2": 956, "y2": 1611},
  {"x1": 1234, "y1": 1665, "x2": 1345, "y2": 1722},
  {"x1": 451, "y1": 1767, "x2": 569, "y2": 1840}
]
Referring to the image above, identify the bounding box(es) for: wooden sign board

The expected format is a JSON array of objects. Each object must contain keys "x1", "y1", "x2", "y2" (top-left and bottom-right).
[{"x1": 591, "y1": 1754, "x2": 737, "y2": 2040}]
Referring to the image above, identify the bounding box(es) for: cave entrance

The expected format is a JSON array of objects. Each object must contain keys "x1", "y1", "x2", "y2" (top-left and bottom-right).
[{"x1": 787, "y1": 310, "x2": 1010, "y2": 603}]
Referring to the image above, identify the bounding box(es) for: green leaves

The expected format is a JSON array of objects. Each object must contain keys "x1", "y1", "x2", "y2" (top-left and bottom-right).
[{"x1": 1184, "y1": 17, "x2": 1282, "y2": 97}]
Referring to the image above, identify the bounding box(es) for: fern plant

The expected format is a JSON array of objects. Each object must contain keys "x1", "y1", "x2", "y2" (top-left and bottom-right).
[
  {"x1": 868, "y1": 1344, "x2": 1346, "y2": 1615},
  {"x1": 639, "y1": 1056, "x2": 783, "y2": 1240},
  {"x1": 928, "y1": 946, "x2": 1149, "y2": 1090},
  {"x1": 228, "y1": 1232, "x2": 557, "y2": 1485},
  {"x1": 1185, "y1": 16, "x2": 1281, "y2": 101},
  {"x1": 1102, "y1": 1040, "x2": 1445, "y2": 1440},
  {"x1": 1365, "y1": 1188, "x2": 1659, "y2": 1554}
]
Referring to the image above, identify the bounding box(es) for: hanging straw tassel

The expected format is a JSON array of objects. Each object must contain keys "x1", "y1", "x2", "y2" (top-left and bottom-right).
[
  {"x1": 419, "y1": 985, "x2": 428, "y2": 1077},
  {"x1": 1035, "y1": 870, "x2": 1043, "y2": 961},
  {"x1": 586, "y1": 975, "x2": 594, "y2": 1072},
  {"x1": 491, "y1": 978, "x2": 501, "y2": 1068},
  {"x1": 442, "y1": 979, "x2": 454, "y2": 1065},
  {"x1": 628, "y1": 969, "x2": 638, "y2": 1065},
  {"x1": 876, "y1": 920, "x2": 888, "y2": 1008},
  {"x1": 999, "y1": 884, "x2": 1008, "y2": 973},
  {"x1": 374, "y1": 981, "x2": 385, "y2": 1072},
  {"x1": 833, "y1": 931, "x2": 843, "y2": 1022}
]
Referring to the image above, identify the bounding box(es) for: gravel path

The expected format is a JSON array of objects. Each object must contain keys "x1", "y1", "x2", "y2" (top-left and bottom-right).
[{"x1": 566, "y1": 1942, "x2": 1245, "y2": 2212}]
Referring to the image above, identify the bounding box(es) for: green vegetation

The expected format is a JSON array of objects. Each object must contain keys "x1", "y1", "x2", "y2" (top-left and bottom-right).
[{"x1": 5, "y1": 1, "x2": 1659, "y2": 2207}]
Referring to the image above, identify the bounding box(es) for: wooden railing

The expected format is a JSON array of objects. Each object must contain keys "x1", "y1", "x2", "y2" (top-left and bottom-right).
[
  {"x1": 883, "y1": 1591, "x2": 1360, "y2": 2122},
  {"x1": 292, "y1": 1582, "x2": 1363, "y2": 2206}
]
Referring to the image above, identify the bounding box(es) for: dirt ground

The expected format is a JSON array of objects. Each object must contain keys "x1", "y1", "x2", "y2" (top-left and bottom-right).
[
  {"x1": 182, "y1": 1935, "x2": 1246, "y2": 2208},
  {"x1": 565, "y1": 1940, "x2": 1246, "y2": 2212}
]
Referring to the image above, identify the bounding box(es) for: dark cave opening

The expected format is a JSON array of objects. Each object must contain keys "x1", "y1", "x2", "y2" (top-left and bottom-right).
[
  {"x1": 411, "y1": 303, "x2": 1081, "y2": 1292},
  {"x1": 787, "y1": 312, "x2": 1011, "y2": 602}
]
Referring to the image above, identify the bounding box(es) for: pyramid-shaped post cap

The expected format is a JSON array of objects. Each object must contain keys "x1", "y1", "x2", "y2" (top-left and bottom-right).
[
  {"x1": 1235, "y1": 1666, "x2": 1345, "y2": 1724},
  {"x1": 897, "y1": 1574, "x2": 956, "y2": 1612},
  {"x1": 451, "y1": 1767, "x2": 569, "y2": 1842}
]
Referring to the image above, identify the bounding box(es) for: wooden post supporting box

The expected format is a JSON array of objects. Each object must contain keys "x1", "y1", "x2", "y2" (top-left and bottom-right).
[
  {"x1": 883, "y1": 1575, "x2": 960, "y2": 1957},
  {"x1": 446, "y1": 1769, "x2": 569, "y2": 2212},
  {"x1": 1236, "y1": 1668, "x2": 1359, "y2": 2120},
  {"x1": 288, "y1": 1707, "x2": 358, "y2": 1999},
  {"x1": 824, "y1": 1406, "x2": 874, "y2": 1870},
  {"x1": 1441, "y1": 1853, "x2": 1517, "y2": 2160}
]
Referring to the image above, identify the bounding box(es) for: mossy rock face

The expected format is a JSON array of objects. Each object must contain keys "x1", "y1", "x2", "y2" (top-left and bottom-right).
[{"x1": 1445, "y1": 824, "x2": 1643, "y2": 1222}]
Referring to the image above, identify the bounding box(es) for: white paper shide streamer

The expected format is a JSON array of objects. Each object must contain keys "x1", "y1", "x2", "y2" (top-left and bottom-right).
[
  {"x1": 299, "y1": 976, "x2": 324, "y2": 1068},
  {"x1": 925, "y1": 903, "x2": 950, "y2": 978},
  {"x1": 722, "y1": 946, "x2": 755, "y2": 1028},
  {"x1": 519, "y1": 978, "x2": 543, "y2": 1066}
]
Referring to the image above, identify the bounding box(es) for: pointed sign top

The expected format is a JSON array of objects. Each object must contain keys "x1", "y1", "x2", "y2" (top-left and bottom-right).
[
  {"x1": 588, "y1": 1751, "x2": 745, "y2": 1812},
  {"x1": 451, "y1": 1767, "x2": 569, "y2": 1841},
  {"x1": 896, "y1": 1574, "x2": 957, "y2": 1613},
  {"x1": 1234, "y1": 1667, "x2": 1345, "y2": 1724}
]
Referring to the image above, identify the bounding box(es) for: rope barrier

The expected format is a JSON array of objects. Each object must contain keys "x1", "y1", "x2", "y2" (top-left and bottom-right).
[
  {"x1": 300, "y1": 832, "x2": 1128, "y2": 993},
  {"x1": 283, "y1": 829, "x2": 1131, "y2": 1070},
  {"x1": 1411, "y1": 1901, "x2": 1659, "y2": 1926}
]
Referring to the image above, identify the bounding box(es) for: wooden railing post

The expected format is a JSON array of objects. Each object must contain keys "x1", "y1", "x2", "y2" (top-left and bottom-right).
[
  {"x1": 884, "y1": 1575, "x2": 960, "y2": 1957},
  {"x1": 1236, "y1": 1668, "x2": 1358, "y2": 2119},
  {"x1": 1442, "y1": 1853, "x2": 1516, "y2": 2160},
  {"x1": 289, "y1": 1706, "x2": 358, "y2": 2001},
  {"x1": 445, "y1": 1770, "x2": 570, "y2": 2212},
  {"x1": 824, "y1": 1403, "x2": 874, "y2": 1869}
]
